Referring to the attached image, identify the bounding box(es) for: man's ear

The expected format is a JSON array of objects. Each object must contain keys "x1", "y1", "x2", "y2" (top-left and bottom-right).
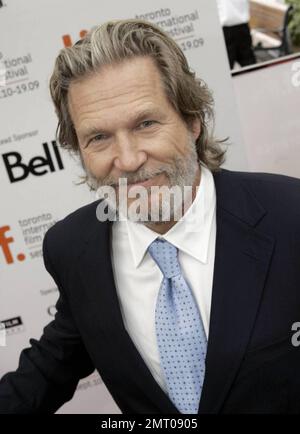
[{"x1": 191, "y1": 118, "x2": 201, "y2": 141}]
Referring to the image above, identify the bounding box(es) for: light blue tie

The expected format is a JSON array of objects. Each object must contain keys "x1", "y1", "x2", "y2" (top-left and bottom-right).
[{"x1": 148, "y1": 238, "x2": 207, "y2": 414}]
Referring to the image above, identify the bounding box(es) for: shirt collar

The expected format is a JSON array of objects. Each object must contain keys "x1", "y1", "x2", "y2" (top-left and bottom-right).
[{"x1": 121, "y1": 164, "x2": 216, "y2": 268}]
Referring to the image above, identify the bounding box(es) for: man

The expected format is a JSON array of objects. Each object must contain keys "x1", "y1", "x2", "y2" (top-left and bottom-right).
[
  {"x1": 217, "y1": 0, "x2": 256, "y2": 69},
  {"x1": 1, "y1": 19, "x2": 300, "y2": 414}
]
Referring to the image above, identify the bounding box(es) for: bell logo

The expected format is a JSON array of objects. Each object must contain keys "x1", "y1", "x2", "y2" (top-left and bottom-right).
[
  {"x1": 2, "y1": 141, "x2": 64, "y2": 183},
  {"x1": 0, "y1": 226, "x2": 26, "y2": 264},
  {"x1": 62, "y1": 30, "x2": 88, "y2": 47}
]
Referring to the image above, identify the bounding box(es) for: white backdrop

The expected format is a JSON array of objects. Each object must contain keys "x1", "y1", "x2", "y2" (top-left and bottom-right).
[
  {"x1": 232, "y1": 54, "x2": 300, "y2": 179},
  {"x1": 0, "y1": 0, "x2": 247, "y2": 413}
]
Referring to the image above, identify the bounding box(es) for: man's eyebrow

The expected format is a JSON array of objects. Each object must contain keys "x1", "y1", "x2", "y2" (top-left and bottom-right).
[
  {"x1": 80, "y1": 108, "x2": 161, "y2": 139},
  {"x1": 133, "y1": 108, "x2": 160, "y2": 124},
  {"x1": 80, "y1": 125, "x2": 105, "y2": 140}
]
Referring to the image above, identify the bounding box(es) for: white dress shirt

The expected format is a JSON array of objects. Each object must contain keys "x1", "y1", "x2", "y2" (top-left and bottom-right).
[
  {"x1": 216, "y1": 0, "x2": 250, "y2": 27},
  {"x1": 111, "y1": 164, "x2": 217, "y2": 393}
]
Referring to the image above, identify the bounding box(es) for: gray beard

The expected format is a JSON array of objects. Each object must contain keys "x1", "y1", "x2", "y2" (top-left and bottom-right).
[{"x1": 87, "y1": 135, "x2": 200, "y2": 224}]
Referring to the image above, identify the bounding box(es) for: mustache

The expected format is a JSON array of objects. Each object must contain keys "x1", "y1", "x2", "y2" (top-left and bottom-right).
[{"x1": 98, "y1": 167, "x2": 171, "y2": 188}]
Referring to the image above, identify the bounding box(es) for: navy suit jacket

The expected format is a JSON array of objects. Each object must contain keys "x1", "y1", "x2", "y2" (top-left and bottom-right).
[{"x1": 1, "y1": 168, "x2": 300, "y2": 414}]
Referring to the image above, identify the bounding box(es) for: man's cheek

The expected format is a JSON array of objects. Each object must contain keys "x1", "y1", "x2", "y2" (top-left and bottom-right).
[{"x1": 86, "y1": 156, "x2": 110, "y2": 178}]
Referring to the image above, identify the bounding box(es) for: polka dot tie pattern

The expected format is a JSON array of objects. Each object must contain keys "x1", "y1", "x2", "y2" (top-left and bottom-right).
[{"x1": 148, "y1": 238, "x2": 207, "y2": 414}]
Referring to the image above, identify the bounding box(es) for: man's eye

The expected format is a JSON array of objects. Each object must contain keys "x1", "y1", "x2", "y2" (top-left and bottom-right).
[
  {"x1": 91, "y1": 134, "x2": 107, "y2": 143},
  {"x1": 139, "y1": 120, "x2": 156, "y2": 129}
]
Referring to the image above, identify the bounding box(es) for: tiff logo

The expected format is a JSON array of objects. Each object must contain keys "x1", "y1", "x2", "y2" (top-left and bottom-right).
[
  {"x1": 62, "y1": 29, "x2": 88, "y2": 47},
  {"x1": 0, "y1": 225, "x2": 26, "y2": 264}
]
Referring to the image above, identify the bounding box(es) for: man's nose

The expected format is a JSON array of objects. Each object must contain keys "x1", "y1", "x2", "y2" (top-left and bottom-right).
[{"x1": 113, "y1": 135, "x2": 147, "y2": 172}]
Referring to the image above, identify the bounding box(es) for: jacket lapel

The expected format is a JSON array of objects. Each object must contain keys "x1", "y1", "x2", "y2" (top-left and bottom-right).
[
  {"x1": 78, "y1": 218, "x2": 179, "y2": 413},
  {"x1": 198, "y1": 169, "x2": 275, "y2": 413}
]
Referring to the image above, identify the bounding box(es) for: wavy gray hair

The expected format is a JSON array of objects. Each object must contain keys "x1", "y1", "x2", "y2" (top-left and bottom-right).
[{"x1": 49, "y1": 19, "x2": 226, "y2": 187}]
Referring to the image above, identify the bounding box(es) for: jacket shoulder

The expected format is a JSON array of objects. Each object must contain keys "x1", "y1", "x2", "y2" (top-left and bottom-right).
[
  {"x1": 221, "y1": 167, "x2": 300, "y2": 186},
  {"x1": 43, "y1": 199, "x2": 102, "y2": 273},
  {"x1": 218, "y1": 168, "x2": 300, "y2": 224},
  {"x1": 220, "y1": 168, "x2": 300, "y2": 197}
]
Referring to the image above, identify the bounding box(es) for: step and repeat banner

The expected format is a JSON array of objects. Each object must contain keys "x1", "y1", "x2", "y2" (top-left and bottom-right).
[
  {"x1": 0, "y1": 0, "x2": 247, "y2": 413},
  {"x1": 232, "y1": 54, "x2": 300, "y2": 179}
]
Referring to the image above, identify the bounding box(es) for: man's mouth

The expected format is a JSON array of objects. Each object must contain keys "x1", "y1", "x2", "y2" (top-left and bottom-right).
[
  {"x1": 112, "y1": 173, "x2": 164, "y2": 189},
  {"x1": 127, "y1": 173, "x2": 164, "y2": 189}
]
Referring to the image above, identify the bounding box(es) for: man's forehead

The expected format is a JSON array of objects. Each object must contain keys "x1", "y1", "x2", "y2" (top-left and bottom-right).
[
  {"x1": 69, "y1": 56, "x2": 163, "y2": 100},
  {"x1": 68, "y1": 57, "x2": 169, "y2": 128}
]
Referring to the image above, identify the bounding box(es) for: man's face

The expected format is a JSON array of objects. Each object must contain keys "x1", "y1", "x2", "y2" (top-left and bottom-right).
[{"x1": 68, "y1": 56, "x2": 201, "y2": 221}]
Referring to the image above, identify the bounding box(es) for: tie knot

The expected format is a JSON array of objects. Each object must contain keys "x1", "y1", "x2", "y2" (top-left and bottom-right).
[{"x1": 148, "y1": 238, "x2": 181, "y2": 278}]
